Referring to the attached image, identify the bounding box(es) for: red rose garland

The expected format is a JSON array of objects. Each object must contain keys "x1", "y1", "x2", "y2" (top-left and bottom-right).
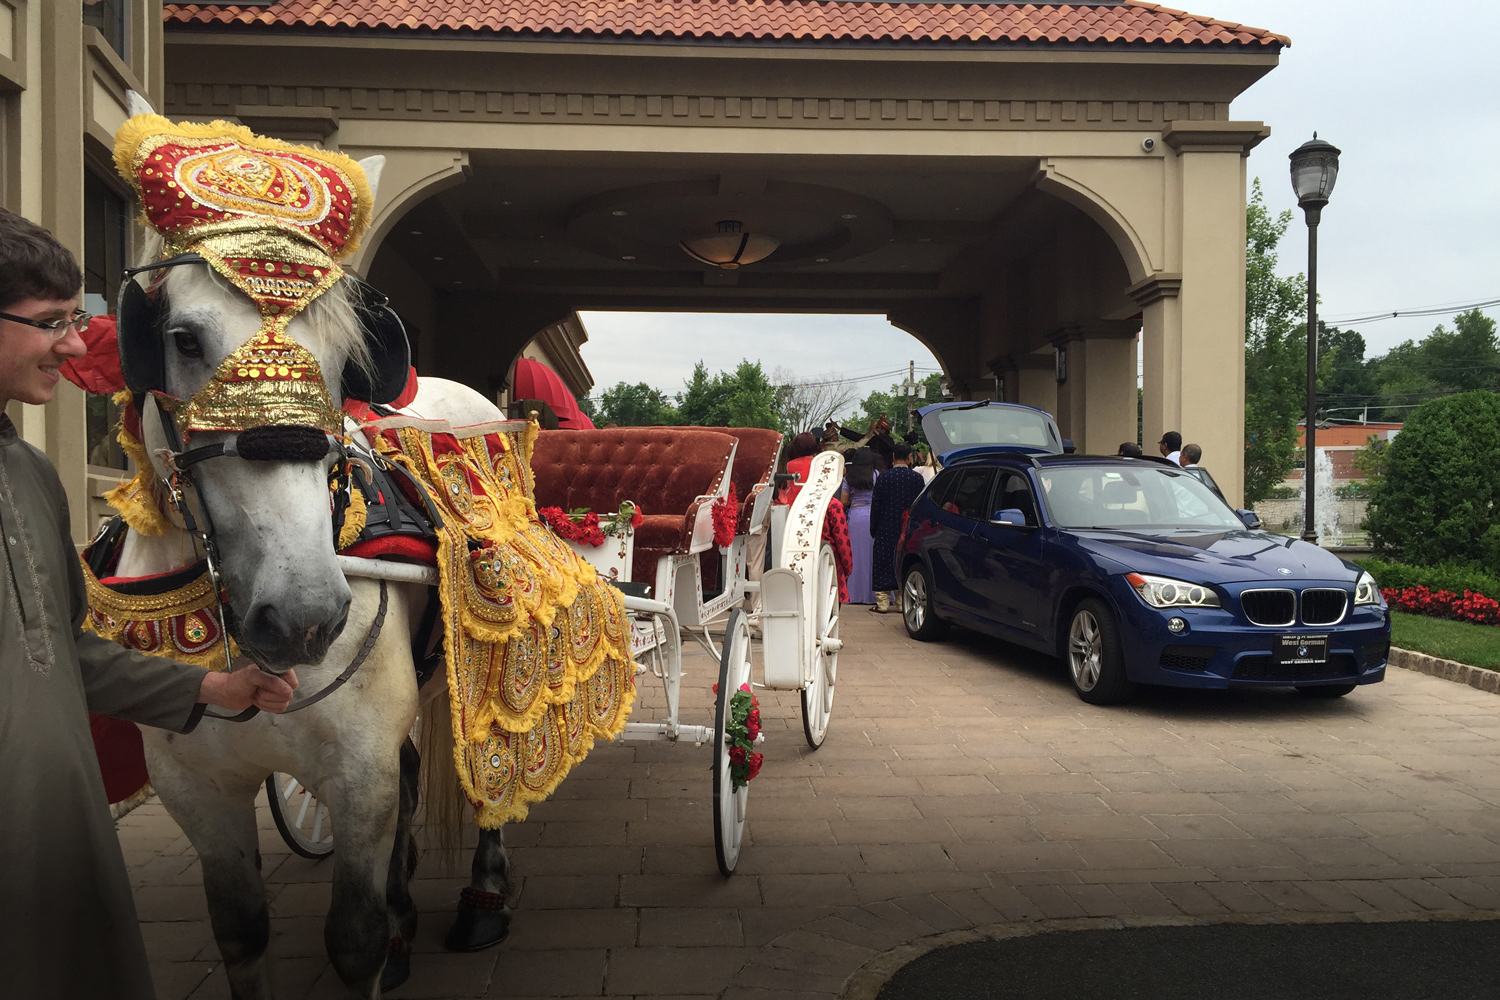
[
  {"x1": 714, "y1": 681, "x2": 763, "y2": 789},
  {"x1": 539, "y1": 501, "x2": 644, "y2": 548},
  {"x1": 538, "y1": 506, "x2": 607, "y2": 547},
  {"x1": 712, "y1": 483, "x2": 738, "y2": 549}
]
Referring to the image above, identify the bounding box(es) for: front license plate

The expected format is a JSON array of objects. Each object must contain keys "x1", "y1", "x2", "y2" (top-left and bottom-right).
[{"x1": 1275, "y1": 634, "x2": 1328, "y2": 665}]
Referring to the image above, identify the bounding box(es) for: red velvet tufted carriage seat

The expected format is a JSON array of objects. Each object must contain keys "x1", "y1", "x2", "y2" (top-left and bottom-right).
[
  {"x1": 677, "y1": 427, "x2": 783, "y2": 535},
  {"x1": 530, "y1": 427, "x2": 738, "y2": 583}
]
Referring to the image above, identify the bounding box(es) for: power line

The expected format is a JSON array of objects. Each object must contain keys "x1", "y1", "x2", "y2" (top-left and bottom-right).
[{"x1": 1325, "y1": 297, "x2": 1500, "y2": 325}]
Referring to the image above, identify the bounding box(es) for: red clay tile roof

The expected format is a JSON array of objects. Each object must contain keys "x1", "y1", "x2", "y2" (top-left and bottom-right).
[{"x1": 163, "y1": 2, "x2": 1288, "y2": 48}]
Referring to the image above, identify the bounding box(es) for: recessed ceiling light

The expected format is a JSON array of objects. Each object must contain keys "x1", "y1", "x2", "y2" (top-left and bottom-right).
[
  {"x1": 410, "y1": 230, "x2": 424, "y2": 236},
  {"x1": 453, "y1": 280, "x2": 463, "y2": 285},
  {"x1": 841, "y1": 213, "x2": 857, "y2": 220},
  {"x1": 502, "y1": 200, "x2": 512, "y2": 206},
  {"x1": 815, "y1": 257, "x2": 830, "y2": 263},
  {"x1": 917, "y1": 238, "x2": 932, "y2": 244},
  {"x1": 531, "y1": 259, "x2": 540, "y2": 263},
  {"x1": 432, "y1": 255, "x2": 444, "y2": 261},
  {"x1": 621, "y1": 255, "x2": 636, "y2": 260},
  {"x1": 612, "y1": 210, "x2": 629, "y2": 217}
]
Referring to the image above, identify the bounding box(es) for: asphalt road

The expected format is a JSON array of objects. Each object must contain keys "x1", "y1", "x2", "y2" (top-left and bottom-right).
[{"x1": 877, "y1": 920, "x2": 1500, "y2": 1000}]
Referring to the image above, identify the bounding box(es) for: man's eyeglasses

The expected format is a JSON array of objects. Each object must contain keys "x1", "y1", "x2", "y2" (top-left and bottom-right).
[{"x1": 0, "y1": 309, "x2": 92, "y2": 340}]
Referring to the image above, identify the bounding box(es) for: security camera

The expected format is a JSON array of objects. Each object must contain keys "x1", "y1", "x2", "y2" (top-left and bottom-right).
[{"x1": 1141, "y1": 137, "x2": 1156, "y2": 153}]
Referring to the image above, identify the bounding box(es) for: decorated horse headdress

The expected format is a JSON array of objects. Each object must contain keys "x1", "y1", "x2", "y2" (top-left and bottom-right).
[{"x1": 113, "y1": 114, "x2": 408, "y2": 434}]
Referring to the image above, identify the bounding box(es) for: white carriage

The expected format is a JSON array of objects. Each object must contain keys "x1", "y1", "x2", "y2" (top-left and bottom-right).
[
  {"x1": 268, "y1": 426, "x2": 845, "y2": 875},
  {"x1": 528, "y1": 427, "x2": 845, "y2": 874}
]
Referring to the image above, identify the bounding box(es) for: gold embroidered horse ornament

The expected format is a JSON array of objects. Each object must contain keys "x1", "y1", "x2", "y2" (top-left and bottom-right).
[{"x1": 81, "y1": 115, "x2": 635, "y2": 999}]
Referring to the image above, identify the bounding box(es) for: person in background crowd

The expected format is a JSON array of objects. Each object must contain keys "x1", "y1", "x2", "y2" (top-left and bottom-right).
[
  {"x1": 1158, "y1": 430, "x2": 1182, "y2": 465},
  {"x1": 912, "y1": 445, "x2": 936, "y2": 484},
  {"x1": 776, "y1": 431, "x2": 821, "y2": 506},
  {"x1": 1181, "y1": 443, "x2": 1202, "y2": 467},
  {"x1": 1117, "y1": 442, "x2": 1143, "y2": 458},
  {"x1": 868, "y1": 442, "x2": 925, "y2": 614},
  {"x1": 843, "y1": 449, "x2": 877, "y2": 604},
  {"x1": 0, "y1": 207, "x2": 299, "y2": 1000},
  {"x1": 838, "y1": 415, "x2": 895, "y2": 470}
]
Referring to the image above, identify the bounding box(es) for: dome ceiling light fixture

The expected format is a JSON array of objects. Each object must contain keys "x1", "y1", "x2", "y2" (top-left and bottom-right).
[{"x1": 680, "y1": 220, "x2": 780, "y2": 270}]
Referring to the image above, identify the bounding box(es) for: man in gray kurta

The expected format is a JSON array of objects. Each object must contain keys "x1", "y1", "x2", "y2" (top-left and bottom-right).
[{"x1": 0, "y1": 208, "x2": 298, "y2": 999}]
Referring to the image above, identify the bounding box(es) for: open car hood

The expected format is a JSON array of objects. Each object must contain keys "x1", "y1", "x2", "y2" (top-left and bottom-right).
[{"x1": 919, "y1": 401, "x2": 1064, "y2": 464}]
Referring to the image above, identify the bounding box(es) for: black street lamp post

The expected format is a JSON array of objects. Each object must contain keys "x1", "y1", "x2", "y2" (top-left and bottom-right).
[{"x1": 1289, "y1": 135, "x2": 1341, "y2": 544}]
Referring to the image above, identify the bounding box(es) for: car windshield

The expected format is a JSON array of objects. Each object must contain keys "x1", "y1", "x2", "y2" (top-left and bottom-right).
[
  {"x1": 1037, "y1": 465, "x2": 1245, "y2": 530},
  {"x1": 930, "y1": 407, "x2": 1058, "y2": 450}
]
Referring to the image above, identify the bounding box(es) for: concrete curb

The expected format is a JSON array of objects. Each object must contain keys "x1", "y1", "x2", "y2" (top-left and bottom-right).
[{"x1": 1389, "y1": 645, "x2": 1500, "y2": 694}]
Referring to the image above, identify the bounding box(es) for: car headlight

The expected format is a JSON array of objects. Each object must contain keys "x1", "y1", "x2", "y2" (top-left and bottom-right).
[
  {"x1": 1354, "y1": 570, "x2": 1382, "y2": 606},
  {"x1": 1125, "y1": 572, "x2": 1221, "y2": 609}
]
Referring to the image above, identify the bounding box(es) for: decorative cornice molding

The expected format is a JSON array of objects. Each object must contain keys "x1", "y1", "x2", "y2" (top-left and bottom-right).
[
  {"x1": 164, "y1": 83, "x2": 1236, "y2": 132},
  {"x1": 1126, "y1": 273, "x2": 1182, "y2": 307},
  {"x1": 233, "y1": 105, "x2": 339, "y2": 139},
  {"x1": 1162, "y1": 120, "x2": 1269, "y2": 155},
  {"x1": 1048, "y1": 319, "x2": 1141, "y2": 347}
]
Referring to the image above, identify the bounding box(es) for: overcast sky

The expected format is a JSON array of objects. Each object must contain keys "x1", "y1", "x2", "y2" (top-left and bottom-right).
[{"x1": 578, "y1": 1, "x2": 1499, "y2": 400}]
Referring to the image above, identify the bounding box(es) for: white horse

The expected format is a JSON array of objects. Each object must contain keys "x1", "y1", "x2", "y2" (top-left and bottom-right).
[{"x1": 118, "y1": 205, "x2": 512, "y2": 996}]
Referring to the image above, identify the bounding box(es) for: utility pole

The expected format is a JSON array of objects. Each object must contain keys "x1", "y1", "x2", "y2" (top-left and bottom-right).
[{"x1": 906, "y1": 359, "x2": 915, "y2": 432}]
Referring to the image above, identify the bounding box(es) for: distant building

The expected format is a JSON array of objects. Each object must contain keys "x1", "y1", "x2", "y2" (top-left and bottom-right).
[{"x1": 1283, "y1": 423, "x2": 1402, "y2": 483}]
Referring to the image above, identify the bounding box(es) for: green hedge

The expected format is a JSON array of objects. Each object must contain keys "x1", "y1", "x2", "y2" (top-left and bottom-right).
[{"x1": 1354, "y1": 556, "x2": 1500, "y2": 599}]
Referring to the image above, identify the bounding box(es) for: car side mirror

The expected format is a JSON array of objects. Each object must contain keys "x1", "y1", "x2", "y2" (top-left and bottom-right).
[
  {"x1": 1235, "y1": 508, "x2": 1262, "y2": 529},
  {"x1": 990, "y1": 508, "x2": 1031, "y2": 528},
  {"x1": 1062, "y1": 438, "x2": 1076, "y2": 454}
]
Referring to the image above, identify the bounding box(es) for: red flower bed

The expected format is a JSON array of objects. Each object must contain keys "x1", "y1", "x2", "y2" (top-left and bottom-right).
[{"x1": 1382, "y1": 586, "x2": 1500, "y2": 627}]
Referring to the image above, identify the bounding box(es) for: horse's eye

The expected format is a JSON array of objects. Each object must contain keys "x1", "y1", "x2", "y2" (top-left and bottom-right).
[{"x1": 172, "y1": 329, "x2": 203, "y2": 358}]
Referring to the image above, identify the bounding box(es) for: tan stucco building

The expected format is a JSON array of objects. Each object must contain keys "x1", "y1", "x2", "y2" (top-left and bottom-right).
[{"x1": 7, "y1": 1, "x2": 1285, "y2": 536}]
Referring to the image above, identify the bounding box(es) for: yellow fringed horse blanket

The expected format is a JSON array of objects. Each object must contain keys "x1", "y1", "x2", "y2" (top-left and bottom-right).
[{"x1": 356, "y1": 415, "x2": 635, "y2": 827}]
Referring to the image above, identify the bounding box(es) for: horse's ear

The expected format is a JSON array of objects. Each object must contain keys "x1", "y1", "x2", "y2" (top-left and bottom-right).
[{"x1": 357, "y1": 155, "x2": 386, "y2": 207}]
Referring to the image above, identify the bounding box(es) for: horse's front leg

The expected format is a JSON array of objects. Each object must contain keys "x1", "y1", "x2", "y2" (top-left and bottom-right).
[
  {"x1": 444, "y1": 826, "x2": 514, "y2": 951},
  {"x1": 319, "y1": 761, "x2": 403, "y2": 999},
  {"x1": 144, "y1": 738, "x2": 272, "y2": 1000}
]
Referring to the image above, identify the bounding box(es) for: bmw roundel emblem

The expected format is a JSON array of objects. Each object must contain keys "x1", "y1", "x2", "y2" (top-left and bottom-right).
[
  {"x1": 1277, "y1": 567, "x2": 1293, "y2": 576},
  {"x1": 1298, "y1": 645, "x2": 1309, "y2": 657}
]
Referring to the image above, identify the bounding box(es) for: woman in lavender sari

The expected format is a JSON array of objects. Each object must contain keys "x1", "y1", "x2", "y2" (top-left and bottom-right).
[{"x1": 843, "y1": 448, "x2": 877, "y2": 605}]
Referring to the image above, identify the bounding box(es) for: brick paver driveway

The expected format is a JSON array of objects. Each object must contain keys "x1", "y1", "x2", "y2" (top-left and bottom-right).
[{"x1": 124, "y1": 610, "x2": 1500, "y2": 998}]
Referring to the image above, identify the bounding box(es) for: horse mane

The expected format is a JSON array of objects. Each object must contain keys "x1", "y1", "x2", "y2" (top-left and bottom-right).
[{"x1": 137, "y1": 234, "x2": 375, "y2": 387}]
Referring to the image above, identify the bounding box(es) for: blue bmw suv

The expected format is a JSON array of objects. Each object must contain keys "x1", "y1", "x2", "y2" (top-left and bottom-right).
[{"x1": 896, "y1": 450, "x2": 1390, "y2": 705}]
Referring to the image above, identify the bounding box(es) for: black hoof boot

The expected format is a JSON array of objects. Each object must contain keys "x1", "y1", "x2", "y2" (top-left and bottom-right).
[
  {"x1": 444, "y1": 888, "x2": 511, "y2": 952},
  {"x1": 380, "y1": 937, "x2": 412, "y2": 993}
]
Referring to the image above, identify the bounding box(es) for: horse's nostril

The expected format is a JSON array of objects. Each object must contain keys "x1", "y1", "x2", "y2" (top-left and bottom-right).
[{"x1": 304, "y1": 625, "x2": 318, "y2": 644}]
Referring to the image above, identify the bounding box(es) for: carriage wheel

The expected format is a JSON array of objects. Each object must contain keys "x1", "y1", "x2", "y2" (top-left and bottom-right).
[
  {"x1": 713, "y1": 608, "x2": 752, "y2": 876},
  {"x1": 801, "y1": 542, "x2": 840, "y2": 750},
  {"x1": 266, "y1": 772, "x2": 334, "y2": 859}
]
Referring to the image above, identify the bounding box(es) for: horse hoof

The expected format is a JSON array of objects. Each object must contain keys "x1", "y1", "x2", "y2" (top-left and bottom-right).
[
  {"x1": 444, "y1": 888, "x2": 510, "y2": 952},
  {"x1": 380, "y1": 938, "x2": 411, "y2": 992}
]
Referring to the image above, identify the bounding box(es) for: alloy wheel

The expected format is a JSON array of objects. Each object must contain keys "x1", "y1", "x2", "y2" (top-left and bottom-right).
[
  {"x1": 1069, "y1": 610, "x2": 1103, "y2": 691},
  {"x1": 903, "y1": 572, "x2": 926, "y2": 632}
]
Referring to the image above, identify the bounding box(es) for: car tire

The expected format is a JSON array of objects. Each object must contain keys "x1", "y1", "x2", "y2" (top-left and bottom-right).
[
  {"x1": 1295, "y1": 683, "x2": 1357, "y2": 698},
  {"x1": 902, "y1": 563, "x2": 948, "y2": 641},
  {"x1": 1066, "y1": 598, "x2": 1134, "y2": 705}
]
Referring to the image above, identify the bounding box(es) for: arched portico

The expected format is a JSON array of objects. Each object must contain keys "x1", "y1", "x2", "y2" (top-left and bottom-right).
[{"x1": 161, "y1": 6, "x2": 1282, "y2": 505}]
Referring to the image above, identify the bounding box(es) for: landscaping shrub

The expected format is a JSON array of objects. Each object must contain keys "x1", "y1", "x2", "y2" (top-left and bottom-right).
[
  {"x1": 1364, "y1": 390, "x2": 1500, "y2": 567},
  {"x1": 1355, "y1": 556, "x2": 1500, "y2": 600}
]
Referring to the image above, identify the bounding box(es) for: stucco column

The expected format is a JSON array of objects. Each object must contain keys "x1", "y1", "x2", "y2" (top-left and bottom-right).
[
  {"x1": 1151, "y1": 122, "x2": 1265, "y2": 507},
  {"x1": 1128, "y1": 274, "x2": 1182, "y2": 457},
  {"x1": 989, "y1": 352, "x2": 1057, "y2": 417},
  {"x1": 1049, "y1": 322, "x2": 1139, "y2": 456}
]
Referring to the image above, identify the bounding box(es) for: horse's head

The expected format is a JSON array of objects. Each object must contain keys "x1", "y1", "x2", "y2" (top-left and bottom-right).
[{"x1": 138, "y1": 259, "x2": 373, "y2": 669}]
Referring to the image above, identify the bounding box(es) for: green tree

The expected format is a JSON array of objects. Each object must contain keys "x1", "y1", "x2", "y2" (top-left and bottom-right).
[
  {"x1": 595, "y1": 381, "x2": 677, "y2": 426},
  {"x1": 1316, "y1": 323, "x2": 1378, "y2": 416},
  {"x1": 674, "y1": 360, "x2": 780, "y2": 429},
  {"x1": 1364, "y1": 390, "x2": 1500, "y2": 567},
  {"x1": 1243, "y1": 179, "x2": 1310, "y2": 505}
]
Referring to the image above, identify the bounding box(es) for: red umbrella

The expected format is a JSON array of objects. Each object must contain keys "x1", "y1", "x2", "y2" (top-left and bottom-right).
[{"x1": 514, "y1": 357, "x2": 594, "y2": 428}]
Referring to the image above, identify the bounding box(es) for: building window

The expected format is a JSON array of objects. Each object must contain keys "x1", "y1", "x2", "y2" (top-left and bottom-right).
[
  {"x1": 83, "y1": 0, "x2": 130, "y2": 63},
  {"x1": 84, "y1": 170, "x2": 129, "y2": 470}
]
